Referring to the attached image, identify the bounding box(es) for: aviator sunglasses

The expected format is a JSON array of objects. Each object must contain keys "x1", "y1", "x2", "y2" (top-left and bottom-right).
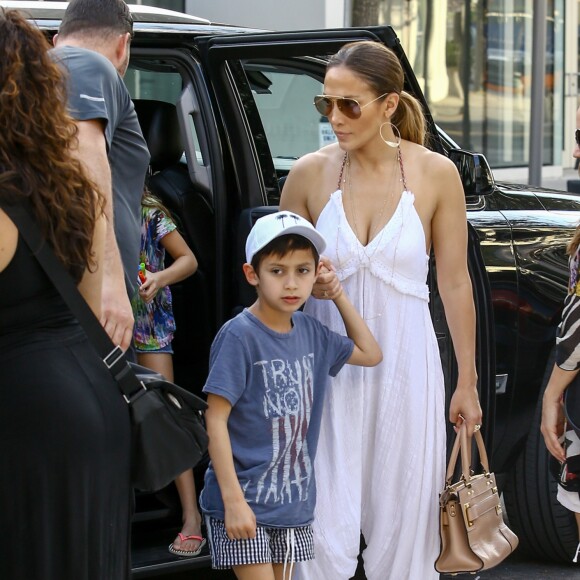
[{"x1": 314, "y1": 92, "x2": 390, "y2": 120}]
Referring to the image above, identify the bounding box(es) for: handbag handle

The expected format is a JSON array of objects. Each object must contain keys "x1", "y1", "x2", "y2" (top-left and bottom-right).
[
  {"x1": 1, "y1": 202, "x2": 146, "y2": 404},
  {"x1": 445, "y1": 423, "x2": 490, "y2": 485}
]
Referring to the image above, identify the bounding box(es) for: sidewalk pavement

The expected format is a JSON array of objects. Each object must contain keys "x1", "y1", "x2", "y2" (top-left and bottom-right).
[
  {"x1": 541, "y1": 168, "x2": 580, "y2": 192},
  {"x1": 494, "y1": 167, "x2": 580, "y2": 192}
]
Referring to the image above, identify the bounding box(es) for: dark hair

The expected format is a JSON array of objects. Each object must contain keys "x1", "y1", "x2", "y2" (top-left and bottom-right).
[
  {"x1": 251, "y1": 234, "x2": 320, "y2": 272},
  {"x1": 0, "y1": 9, "x2": 103, "y2": 281},
  {"x1": 59, "y1": 0, "x2": 133, "y2": 39},
  {"x1": 328, "y1": 41, "x2": 426, "y2": 146}
]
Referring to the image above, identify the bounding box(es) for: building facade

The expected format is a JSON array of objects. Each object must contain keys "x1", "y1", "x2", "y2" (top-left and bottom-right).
[{"x1": 145, "y1": 0, "x2": 579, "y2": 179}]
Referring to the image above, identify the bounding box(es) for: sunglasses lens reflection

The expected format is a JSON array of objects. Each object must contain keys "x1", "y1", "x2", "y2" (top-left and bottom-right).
[
  {"x1": 340, "y1": 99, "x2": 361, "y2": 118},
  {"x1": 313, "y1": 96, "x2": 361, "y2": 119},
  {"x1": 314, "y1": 97, "x2": 333, "y2": 117}
]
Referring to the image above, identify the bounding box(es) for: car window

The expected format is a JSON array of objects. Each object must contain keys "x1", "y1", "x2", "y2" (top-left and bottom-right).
[
  {"x1": 125, "y1": 67, "x2": 182, "y2": 103},
  {"x1": 124, "y1": 61, "x2": 206, "y2": 167},
  {"x1": 243, "y1": 61, "x2": 337, "y2": 176}
]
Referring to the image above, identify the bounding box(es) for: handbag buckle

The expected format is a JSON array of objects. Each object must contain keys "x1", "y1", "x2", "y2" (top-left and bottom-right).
[
  {"x1": 463, "y1": 502, "x2": 474, "y2": 527},
  {"x1": 440, "y1": 487, "x2": 459, "y2": 508},
  {"x1": 123, "y1": 384, "x2": 147, "y2": 405},
  {"x1": 104, "y1": 345, "x2": 125, "y2": 370}
]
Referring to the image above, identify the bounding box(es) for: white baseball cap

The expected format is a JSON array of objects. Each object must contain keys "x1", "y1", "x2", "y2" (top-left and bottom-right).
[{"x1": 245, "y1": 211, "x2": 327, "y2": 264}]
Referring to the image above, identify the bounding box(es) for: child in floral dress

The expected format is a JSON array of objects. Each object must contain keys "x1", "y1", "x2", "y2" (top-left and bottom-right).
[{"x1": 132, "y1": 189, "x2": 204, "y2": 557}]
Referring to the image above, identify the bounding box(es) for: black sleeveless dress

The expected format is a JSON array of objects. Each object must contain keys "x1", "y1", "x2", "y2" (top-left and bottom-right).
[{"x1": 0, "y1": 235, "x2": 132, "y2": 580}]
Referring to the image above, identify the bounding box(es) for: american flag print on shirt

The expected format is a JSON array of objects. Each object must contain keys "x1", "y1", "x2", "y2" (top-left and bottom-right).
[{"x1": 252, "y1": 353, "x2": 315, "y2": 505}]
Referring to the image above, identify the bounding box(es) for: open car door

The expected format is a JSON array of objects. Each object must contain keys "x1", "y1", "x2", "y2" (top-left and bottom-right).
[{"x1": 196, "y1": 27, "x2": 495, "y2": 454}]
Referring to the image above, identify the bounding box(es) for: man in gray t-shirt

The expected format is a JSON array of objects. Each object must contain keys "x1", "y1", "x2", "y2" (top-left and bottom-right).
[{"x1": 53, "y1": 0, "x2": 150, "y2": 352}]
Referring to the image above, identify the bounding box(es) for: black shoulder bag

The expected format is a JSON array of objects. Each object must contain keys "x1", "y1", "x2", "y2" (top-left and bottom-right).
[{"x1": 3, "y1": 203, "x2": 209, "y2": 493}]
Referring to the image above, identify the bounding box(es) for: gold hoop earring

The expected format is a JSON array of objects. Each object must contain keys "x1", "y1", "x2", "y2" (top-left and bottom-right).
[{"x1": 379, "y1": 122, "x2": 401, "y2": 148}]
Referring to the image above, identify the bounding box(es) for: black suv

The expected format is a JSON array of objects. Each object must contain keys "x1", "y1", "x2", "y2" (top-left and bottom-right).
[{"x1": 13, "y1": 2, "x2": 580, "y2": 576}]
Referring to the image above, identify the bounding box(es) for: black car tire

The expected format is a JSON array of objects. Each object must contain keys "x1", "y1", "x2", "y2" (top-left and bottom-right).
[{"x1": 503, "y1": 351, "x2": 579, "y2": 563}]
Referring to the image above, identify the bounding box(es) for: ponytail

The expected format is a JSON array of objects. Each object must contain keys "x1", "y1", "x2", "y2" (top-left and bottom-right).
[{"x1": 392, "y1": 91, "x2": 426, "y2": 146}]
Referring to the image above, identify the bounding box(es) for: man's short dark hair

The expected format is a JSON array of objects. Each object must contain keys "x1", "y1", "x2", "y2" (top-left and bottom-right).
[
  {"x1": 59, "y1": 0, "x2": 134, "y2": 39},
  {"x1": 251, "y1": 234, "x2": 320, "y2": 272}
]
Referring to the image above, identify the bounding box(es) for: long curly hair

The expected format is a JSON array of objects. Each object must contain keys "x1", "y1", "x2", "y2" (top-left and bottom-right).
[{"x1": 0, "y1": 9, "x2": 103, "y2": 281}]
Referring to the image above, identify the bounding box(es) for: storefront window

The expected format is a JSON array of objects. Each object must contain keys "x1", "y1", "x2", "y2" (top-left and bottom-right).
[{"x1": 368, "y1": 0, "x2": 563, "y2": 168}]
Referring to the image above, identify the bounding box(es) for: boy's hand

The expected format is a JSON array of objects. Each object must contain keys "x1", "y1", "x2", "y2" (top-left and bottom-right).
[
  {"x1": 313, "y1": 255, "x2": 342, "y2": 300},
  {"x1": 224, "y1": 498, "x2": 257, "y2": 540},
  {"x1": 138, "y1": 271, "x2": 163, "y2": 303}
]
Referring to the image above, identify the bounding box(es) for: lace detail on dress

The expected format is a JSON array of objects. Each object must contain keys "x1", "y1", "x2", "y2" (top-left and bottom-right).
[{"x1": 317, "y1": 189, "x2": 429, "y2": 301}]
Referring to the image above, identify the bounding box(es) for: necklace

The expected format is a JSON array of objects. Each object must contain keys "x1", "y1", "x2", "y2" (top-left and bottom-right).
[
  {"x1": 336, "y1": 148, "x2": 406, "y2": 321},
  {"x1": 345, "y1": 151, "x2": 398, "y2": 259}
]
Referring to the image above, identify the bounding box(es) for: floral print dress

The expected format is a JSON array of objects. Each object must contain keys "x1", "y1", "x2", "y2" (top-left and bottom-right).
[{"x1": 131, "y1": 206, "x2": 177, "y2": 351}]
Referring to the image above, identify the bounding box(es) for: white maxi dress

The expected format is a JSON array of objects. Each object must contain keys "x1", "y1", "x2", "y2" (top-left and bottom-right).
[{"x1": 297, "y1": 186, "x2": 446, "y2": 580}]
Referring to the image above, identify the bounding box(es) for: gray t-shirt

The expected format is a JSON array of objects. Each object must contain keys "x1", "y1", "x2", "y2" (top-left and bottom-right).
[
  {"x1": 52, "y1": 46, "x2": 150, "y2": 296},
  {"x1": 199, "y1": 308, "x2": 354, "y2": 528}
]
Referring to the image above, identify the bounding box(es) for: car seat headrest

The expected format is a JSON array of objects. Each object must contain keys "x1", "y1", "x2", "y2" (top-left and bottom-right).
[{"x1": 133, "y1": 99, "x2": 184, "y2": 173}]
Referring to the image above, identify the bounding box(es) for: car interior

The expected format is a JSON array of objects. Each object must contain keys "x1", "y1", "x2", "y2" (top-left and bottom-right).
[
  {"x1": 126, "y1": 54, "x2": 327, "y2": 399},
  {"x1": 133, "y1": 98, "x2": 214, "y2": 395}
]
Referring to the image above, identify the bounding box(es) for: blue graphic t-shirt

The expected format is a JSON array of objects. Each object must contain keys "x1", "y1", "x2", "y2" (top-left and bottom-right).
[{"x1": 199, "y1": 308, "x2": 354, "y2": 528}]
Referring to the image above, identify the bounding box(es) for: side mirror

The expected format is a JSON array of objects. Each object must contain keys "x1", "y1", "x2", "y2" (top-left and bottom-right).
[{"x1": 448, "y1": 149, "x2": 495, "y2": 197}]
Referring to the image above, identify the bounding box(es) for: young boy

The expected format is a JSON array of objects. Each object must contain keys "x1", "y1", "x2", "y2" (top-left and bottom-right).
[{"x1": 199, "y1": 211, "x2": 382, "y2": 580}]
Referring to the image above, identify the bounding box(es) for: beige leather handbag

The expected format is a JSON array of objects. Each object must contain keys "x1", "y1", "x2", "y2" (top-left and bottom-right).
[{"x1": 435, "y1": 424, "x2": 519, "y2": 574}]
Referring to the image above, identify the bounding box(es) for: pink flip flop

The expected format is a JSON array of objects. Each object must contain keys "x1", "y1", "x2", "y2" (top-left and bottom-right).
[{"x1": 168, "y1": 532, "x2": 207, "y2": 557}]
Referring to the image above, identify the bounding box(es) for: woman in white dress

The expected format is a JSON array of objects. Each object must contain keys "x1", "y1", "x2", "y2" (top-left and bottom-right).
[{"x1": 280, "y1": 41, "x2": 482, "y2": 580}]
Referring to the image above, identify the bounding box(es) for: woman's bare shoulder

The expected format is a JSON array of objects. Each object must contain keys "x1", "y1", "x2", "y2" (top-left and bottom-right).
[
  {"x1": 415, "y1": 145, "x2": 458, "y2": 176},
  {"x1": 290, "y1": 145, "x2": 343, "y2": 175},
  {"x1": 280, "y1": 145, "x2": 344, "y2": 219},
  {"x1": 401, "y1": 143, "x2": 465, "y2": 218},
  {"x1": 404, "y1": 143, "x2": 461, "y2": 190}
]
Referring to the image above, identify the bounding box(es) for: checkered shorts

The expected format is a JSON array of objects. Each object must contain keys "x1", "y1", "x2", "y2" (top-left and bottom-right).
[{"x1": 205, "y1": 516, "x2": 314, "y2": 569}]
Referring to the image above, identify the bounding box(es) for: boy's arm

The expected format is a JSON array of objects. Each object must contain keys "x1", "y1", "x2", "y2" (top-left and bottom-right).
[
  {"x1": 332, "y1": 291, "x2": 382, "y2": 367},
  {"x1": 205, "y1": 393, "x2": 257, "y2": 540}
]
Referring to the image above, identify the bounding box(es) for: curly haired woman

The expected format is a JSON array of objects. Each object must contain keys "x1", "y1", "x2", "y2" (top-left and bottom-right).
[{"x1": 0, "y1": 9, "x2": 131, "y2": 580}]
